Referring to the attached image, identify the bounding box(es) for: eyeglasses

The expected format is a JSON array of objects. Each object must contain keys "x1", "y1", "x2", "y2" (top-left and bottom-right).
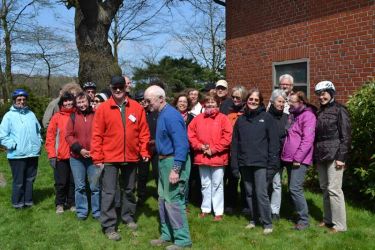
[
  {"x1": 232, "y1": 95, "x2": 241, "y2": 100},
  {"x1": 111, "y1": 86, "x2": 125, "y2": 91},
  {"x1": 248, "y1": 98, "x2": 259, "y2": 102},
  {"x1": 216, "y1": 86, "x2": 227, "y2": 91},
  {"x1": 94, "y1": 100, "x2": 102, "y2": 103},
  {"x1": 86, "y1": 90, "x2": 95, "y2": 94}
]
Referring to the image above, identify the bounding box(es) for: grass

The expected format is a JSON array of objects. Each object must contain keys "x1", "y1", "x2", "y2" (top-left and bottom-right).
[{"x1": 0, "y1": 149, "x2": 374, "y2": 250}]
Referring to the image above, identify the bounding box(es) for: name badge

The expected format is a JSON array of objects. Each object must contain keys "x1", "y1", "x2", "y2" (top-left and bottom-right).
[{"x1": 128, "y1": 114, "x2": 136, "y2": 123}]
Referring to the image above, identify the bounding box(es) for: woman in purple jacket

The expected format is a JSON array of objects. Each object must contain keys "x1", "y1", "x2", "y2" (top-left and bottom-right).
[{"x1": 281, "y1": 91, "x2": 316, "y2": 230}]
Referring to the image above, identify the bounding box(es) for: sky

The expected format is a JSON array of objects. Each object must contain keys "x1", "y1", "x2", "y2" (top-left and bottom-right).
[{"x1": 18, "y1": 1, "x2": 220, "y2": 77}]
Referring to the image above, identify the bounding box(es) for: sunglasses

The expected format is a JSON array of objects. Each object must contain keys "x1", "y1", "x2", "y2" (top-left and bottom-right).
[
  {"x1": 248, "y1": 98, "x2": 259, "y2": 102},
  {"x1": 111, "y1": 86, "x2": 125, "y2": 91},
  {"x1": 232, "y1": 95, "x2": 241, "y2": 100},
  {"x1": 94, "y1": 100, "x2": 102, "y2": 103}
]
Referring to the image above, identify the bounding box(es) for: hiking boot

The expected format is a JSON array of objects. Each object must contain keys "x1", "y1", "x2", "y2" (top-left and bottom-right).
[
  {"x1": 56, "y1": 205, "x2": 64, "y2": 214},
  {"x1": 245, "y1": 222, "x2": 256, "y2": 229},
  {"x1": 106, "y1": 231, "x2": 121, "y2": 241},
  {"x1": 166, "y1": 244, "x2": 191, "y2": 250},
  {"x1": 213, "y1": 215, "x2": 223, "y2": 222},
  {"x1": 126, "y1": 221, "x2": 137, "y2": 230},
  {"x1": 150, "y1": 238, "x2": 169, "y2": 247},
  {"x1": 69, "y1": 206, "x2": 76, "y2": 212},
  {"x1": 263, "y1": 228, "x2": 273, "y2": 235}
]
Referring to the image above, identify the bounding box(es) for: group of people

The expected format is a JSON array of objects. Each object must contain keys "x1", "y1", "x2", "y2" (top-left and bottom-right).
[{"x1": 0, "y1": 73, "x2": 351, "y2": 249}]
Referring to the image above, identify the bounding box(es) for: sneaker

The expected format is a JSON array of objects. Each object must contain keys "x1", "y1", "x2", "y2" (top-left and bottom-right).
[
  {"x1": 245, "y1": 222, "x2": 256, "y2": 229},
  {"x1": 56, "y1": 205, "x2": 64, "y2": 214},
  {"x1": 213, "y1": 215, "x2": 223, "y2": 222},
  {"x1": 69, "y1": 206, "x2": 76, "y2": 212},
  {"x1": 198, "y1": 212, "x2": 210, "y2": 218},
  {"x1": 272, "y1": 213, "x2": 280, "y2": 221},
  {"x1": 263, "y1": 228, "x2": 273, "y2": 235},
  {"x1": 126, "y1": 222, "x2": 138, "y2": 231},
  {"x1": 105, "y1": 231, "x2": 121, "y2": 241},
  {"x1": 150, "y1": 238, "x2": 169, "y2": 247}
]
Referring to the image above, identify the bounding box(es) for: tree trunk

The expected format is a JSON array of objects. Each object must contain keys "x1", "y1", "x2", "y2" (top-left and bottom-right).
[
  {"x1": 1, "y1": 8, "x2": 11, "y2": 100},
  {"x1": 75, "y1": 3, "x2": 122, "y2": 89}
]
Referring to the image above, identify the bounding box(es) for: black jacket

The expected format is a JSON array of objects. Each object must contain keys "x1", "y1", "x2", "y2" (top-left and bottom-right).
[
  {"x1": 268, "y1": 104, "x2": 288, "y2": 155},
  {"x1": 314, "y1": 101, "x2": 351, "y2": 163},
  {"x1": 231, "y1": 106, "x2": 280, "y2": 175},
  {"x1": 219, "y1": 97, "x2": 234, "y2": 115}
]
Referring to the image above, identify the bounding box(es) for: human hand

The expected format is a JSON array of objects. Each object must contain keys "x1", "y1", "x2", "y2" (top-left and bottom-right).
[
  {"x1": 292, "y1": 162, "x2": 301, "y2": 168},
  {"x1": 232, "y1": 170, "x2": 240, "y2": 179},
  {"x1": 169, "y1": 170, "x2": 179, "y2": 184},
  {"x1": 49, "y1": 158, "x2": 57, "y2": 169},
  {"x1": 80, "y1": 149, "x2": 90, "y2": 158},
  {"x1": 143, "y1": 156, "x2": 150, "y2": 162},
  {"x1": 335, "y1": 160, "x2": 345, "y2": 169},
  {"x1": 96, "y1": 163, "x2": 104, "y2": 170}
]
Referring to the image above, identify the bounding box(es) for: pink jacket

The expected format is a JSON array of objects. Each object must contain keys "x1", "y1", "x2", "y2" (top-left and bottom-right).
[{"x1": 281, "y1": 106, "x2": 316, "y2": 166}]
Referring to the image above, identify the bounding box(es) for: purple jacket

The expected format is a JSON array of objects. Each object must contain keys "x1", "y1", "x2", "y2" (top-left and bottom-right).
[{"x1": 281, "y1": 106, "x2": 316, "y2": 166}]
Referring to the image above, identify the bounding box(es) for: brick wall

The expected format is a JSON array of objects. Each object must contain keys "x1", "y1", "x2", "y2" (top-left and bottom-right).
[{"x1": 226, "y1": 0, "x2": 375, "y2": 104}]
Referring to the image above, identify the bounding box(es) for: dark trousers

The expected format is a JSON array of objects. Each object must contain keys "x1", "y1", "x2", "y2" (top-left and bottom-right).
[
  {"x1": 101, "y1": 163, "x2": 137, "y2": 233},
  {"x1": 54, "y1": 159, "x2": 75, "y2": 207},
  {"x1": 137, "y1": 161, "x2": 149, "y2": 202},
  {"x1": 241, "y1": 167, "x2": 272, "y2": 229},
  {"x1": 8, "y1": 157, "x2": 38, "y2": 208},
  {"x1": 224, "y1": 166, "x2": 247, "y2": 209}
]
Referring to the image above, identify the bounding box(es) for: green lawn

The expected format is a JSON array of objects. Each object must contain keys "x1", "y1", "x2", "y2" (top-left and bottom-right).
[{"x1": 0, "y1": 149, "x2": 374, "y2": 250}]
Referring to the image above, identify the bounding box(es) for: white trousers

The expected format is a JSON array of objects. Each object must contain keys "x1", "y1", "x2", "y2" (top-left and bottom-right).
[{"x1": 199, "y1": 166, "x2": 224, "y2": 216}]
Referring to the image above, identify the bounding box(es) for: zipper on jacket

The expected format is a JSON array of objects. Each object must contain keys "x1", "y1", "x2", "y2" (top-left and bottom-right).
[{"x1": 119, "y1": 103, "x2": 126, "y2": 163}]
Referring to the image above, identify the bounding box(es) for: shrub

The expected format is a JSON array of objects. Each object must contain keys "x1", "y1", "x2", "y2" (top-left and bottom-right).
[{"x1": 346, "y1": 80, "x2": 375, "y2": 202}]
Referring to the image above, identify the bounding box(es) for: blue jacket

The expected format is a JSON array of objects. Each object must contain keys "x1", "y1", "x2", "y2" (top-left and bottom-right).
[
  {"x1": 0, "y1": 106, "x2": 42, "y2": 159},
  {"x1": 156, "y1": 104, "x2": 189, "y2": 166}
]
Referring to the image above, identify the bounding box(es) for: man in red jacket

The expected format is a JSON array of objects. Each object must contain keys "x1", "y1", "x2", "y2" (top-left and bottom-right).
[{"x1": 91, "y1": 75, "x2": 150, "y2": 241}]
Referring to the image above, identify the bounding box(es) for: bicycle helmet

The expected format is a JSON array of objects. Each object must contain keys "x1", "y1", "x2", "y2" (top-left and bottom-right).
[
  {"x1": 12, "y1": 89, "x2": 29, "y2": 100},
  {"x1": 82, "y1": 81, "x2": 97, "y2": 90},
  {"x1": 315, "y1": 81, "x2": 336, "y2": 94}
]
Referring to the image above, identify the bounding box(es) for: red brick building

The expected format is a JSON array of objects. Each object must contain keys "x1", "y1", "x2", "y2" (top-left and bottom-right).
[{"x1": 225, "y1": 0, "x2": 374, "y2": 104}]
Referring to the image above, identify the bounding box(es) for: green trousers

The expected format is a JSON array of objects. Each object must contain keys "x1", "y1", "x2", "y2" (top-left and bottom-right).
[{"x1": 158, "y1": 156, "x2": 192, "y2": 247}]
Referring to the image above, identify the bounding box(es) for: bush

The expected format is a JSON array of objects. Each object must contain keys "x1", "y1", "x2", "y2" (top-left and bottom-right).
[{"x1": 346, "y1": 80, "x2": 375, "y2": 202}]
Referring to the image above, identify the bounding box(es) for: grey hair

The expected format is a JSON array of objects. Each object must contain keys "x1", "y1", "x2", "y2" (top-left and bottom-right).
[
  {"x1": 231, "y1": 85, "x2": 248, "y2": 100},
  {"x1": 279, "y1": 74, "x2": 294, "y2": 85},
  {"x1": 144, "y1": 85, "x2": 166, "y2": 99},
  {"x1": 270, "y1": 89, "x2": 287, "y2": 103}
]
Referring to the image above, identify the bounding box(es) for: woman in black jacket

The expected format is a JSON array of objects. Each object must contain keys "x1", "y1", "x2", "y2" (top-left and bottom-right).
[
  {"x1": 267, "y1": 89, "x2": 288, "y2": 221},
  {"x1": 231, "y1": 88, "x2": 279, "y2": 234},
  {"x1": 314, "y1": 81, "x2": 351, "y2": 233}
]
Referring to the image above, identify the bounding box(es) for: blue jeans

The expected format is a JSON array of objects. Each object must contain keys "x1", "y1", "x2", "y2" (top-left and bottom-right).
[{"x1": 70, "y1": 157, "x2": 101, "y2": 218}]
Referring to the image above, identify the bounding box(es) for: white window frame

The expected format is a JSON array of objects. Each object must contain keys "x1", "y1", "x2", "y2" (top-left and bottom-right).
[{"x1": 272, "y1": 58, "x2": 310, "y2": 98}]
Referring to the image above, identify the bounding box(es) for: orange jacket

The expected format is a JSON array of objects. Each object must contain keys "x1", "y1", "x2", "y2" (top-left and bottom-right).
[
  {"x1": 227, "y1": 110, "x2": 244, "y2": 126},
  {"x1": 188, "y1": 111, "x2": 232, "y2": 167},
  {"x1": 45, "y1": 108, "x2": 75, "y2": 160},
  {"x1": 91, "y1": 97, "x2": 150, "y2": 164}
]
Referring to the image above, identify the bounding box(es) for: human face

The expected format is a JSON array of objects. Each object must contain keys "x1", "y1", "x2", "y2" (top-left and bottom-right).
[
  {"x1": 177, "y1": 96, "x2": 188, "y2": 112},
  {"x1": 14, "y1": 96, "x2": 27, "y2": 108},
  {"x1": 288, "y1": 94, "x2": 303, "y2": 110},
  {"x1": 76, "y1": 96, "x2": 89, "y2": 112},
  {"x1": 188, "y1": 90, "x2": 199, "y2": 105},
  {"x1": 231, "y1": 90, "x2": 242, "y2": 106},
  {"x1": 85, "y1": 88, "x2": 96, "y2": 99},
  {"x1": 279, "y1": 78, "x2": 293, "y2": 95},
  {"x1": 93, "y1": 97, "x2": 102, "y2": 109},
  {"x1": 144, "y1": 94, "x2": 162, "y2": 112},
  {"x1": 205, "y1": 98, "x2": 218, "y2": 109},
  {"x1": 63, "y1": 99, "x2": 74, "y2": 109},
  {"x1": 110, "y1": 85, "x2": 126, "y2": 102},
  {"x1": 124, "y1": 77, "x2": 132, "y2": 93},
  {"x1": 273, "y1": 96, "x2": 286, "y2": 111},
  {"x1": 216, "y1": 86, "x2": 228, "y2": 98},
  {"x1": 246, "y1": 92, "x2": 260, "y2": 110},
  {"x1": 317, "y1": 91, "x2": 332, "y2": 106}
]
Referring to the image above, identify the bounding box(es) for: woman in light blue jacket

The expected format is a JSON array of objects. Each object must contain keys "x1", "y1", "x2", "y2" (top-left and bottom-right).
[{"x1": 0, "y1": 89, "x2": 42, "y2": 208}]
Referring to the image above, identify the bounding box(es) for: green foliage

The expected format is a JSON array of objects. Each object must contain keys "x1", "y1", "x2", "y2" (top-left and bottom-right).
[
  {"x1": 347, "y1": 80, "x2": 375, "y2": 201},
  {"x1": 132, "y1": 56, "x2": 221, "y2": 96}
]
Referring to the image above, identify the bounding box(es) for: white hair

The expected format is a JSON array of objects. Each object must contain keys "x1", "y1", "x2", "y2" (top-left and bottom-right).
[
  {"x1": 270, "y1": 89, "x2": 287, "y2": 102},
  {"x1": 279, "y1": 74, "x2": 294, "y2": 85},
  {"x1": 144, "y1": 85, "x2": 166, "y2": 99},
  {"x1": 231, "y1": 85, "x2": 248, "y2": 100}
]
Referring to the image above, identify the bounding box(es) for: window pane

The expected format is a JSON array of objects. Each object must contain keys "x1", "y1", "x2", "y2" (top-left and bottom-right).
[
  {"x1": 275, "y1": 62, "x2": 307, "y2": 83},
  {"x1": 293, "y1": 85, "x2": 308, "y2": 96}
]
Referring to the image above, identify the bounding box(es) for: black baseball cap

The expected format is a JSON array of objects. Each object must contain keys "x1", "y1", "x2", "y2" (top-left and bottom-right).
[{"x1": 110, "y1": 75, "x2": 125, "y2": 86}]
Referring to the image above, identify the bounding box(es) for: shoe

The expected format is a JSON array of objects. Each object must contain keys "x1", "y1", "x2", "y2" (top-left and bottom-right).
[
  {"x1": 272, "y1": 213, "x2": 280, "y2": 221},
  {"x1": 56, "y1": 205, "x2": 64, "y2": 214},
  {"x1": 213, "y1": 215, "x2": 223, "y2": 221},
  {"x1": 126, "y1": 222, "x2": 138, "y2": 231},
  {"x1": 294, "y1": 224, "x2": 309, "y2": 231},
  {"x1": 245, "y1": 222, "x2": 256, "y2": 229},
  {"x1": 224, "y1": 207, "x2": 234, "y2": 214},
  {"x1": 150, "y1": 238, "x2": 169, "y2": 247},
  {"x1": 166, "y1": 244, "x2": 191, "y2": 250},
  {"x1": 263, "y1": 228, "x2": 273, "y2": 235},
  {"x1": 318, "y1": 221, "x2": 334, "y2": 228},
  {"x1": 105, "y1": 231, "x2": 121, "y2": 241},
  {"x1": 69, "y1": 206, "x2": 76, "y2": 212},
  {"x1": 198, "y1": 212, "x2": 210, "y2": 218}
]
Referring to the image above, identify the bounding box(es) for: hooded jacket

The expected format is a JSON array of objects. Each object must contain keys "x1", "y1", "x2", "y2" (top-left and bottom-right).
[
  {"x1": 0, "y1": 106, "x2": 42, "y2": 159},
  {"x1": 281, "y1": 106, "x2": 316, "y2": 165},
  {"x1": 231, "y1": 106, "x2": 279, "y2": 174},
  {"x1": 45, "y1": 107, "x2": 75, "y2": 160},
  {"x1": 188, "y1": 109, "x2": 232, "y2": 167}
]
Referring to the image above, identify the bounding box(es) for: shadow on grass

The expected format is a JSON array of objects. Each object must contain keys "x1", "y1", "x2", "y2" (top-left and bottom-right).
[{"x1": 33, "y1": 187, "x2": 55, "y2": 205}]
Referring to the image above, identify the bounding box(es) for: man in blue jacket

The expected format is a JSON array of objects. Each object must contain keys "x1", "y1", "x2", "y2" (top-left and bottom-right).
[{"x1": 145, "y1": 85, "x2": 192, "y2": 250}]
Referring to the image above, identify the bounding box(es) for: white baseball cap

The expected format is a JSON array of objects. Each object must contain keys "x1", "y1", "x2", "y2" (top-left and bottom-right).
[{"x1": 215, "y1": 79, "x2": 228, "y2": 89}]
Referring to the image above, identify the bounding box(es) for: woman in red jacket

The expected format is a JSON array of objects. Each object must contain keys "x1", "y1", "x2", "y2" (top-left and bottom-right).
[
  {"x1": 188, "y1": 93, "x2": 232, "y2": 221},
  {"x1": 45, "y1": 92, "x2": 75, "y2": 214},
  {"x1": 65, "y1": 92, "x2": 101, "y2": 220}
]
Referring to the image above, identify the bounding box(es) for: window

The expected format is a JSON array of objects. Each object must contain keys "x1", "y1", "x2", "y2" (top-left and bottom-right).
[{"x1": 272, "y1": 59, "x2": 310, "y2": 97}]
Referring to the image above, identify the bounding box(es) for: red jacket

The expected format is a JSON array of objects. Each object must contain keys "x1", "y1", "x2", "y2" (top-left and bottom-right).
[
  {"x1": 65, "y1": 110, "x2": 94, "y2": 158},
  {"x1": 91, "y1": 97, "x2": 150, "y2": 164},
  {"x1": 188, "y1": 110, "x2": 232, "y2": 167},
  {"x1": 45, "y1": 108, "x2": 75, "y2": 160}
]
